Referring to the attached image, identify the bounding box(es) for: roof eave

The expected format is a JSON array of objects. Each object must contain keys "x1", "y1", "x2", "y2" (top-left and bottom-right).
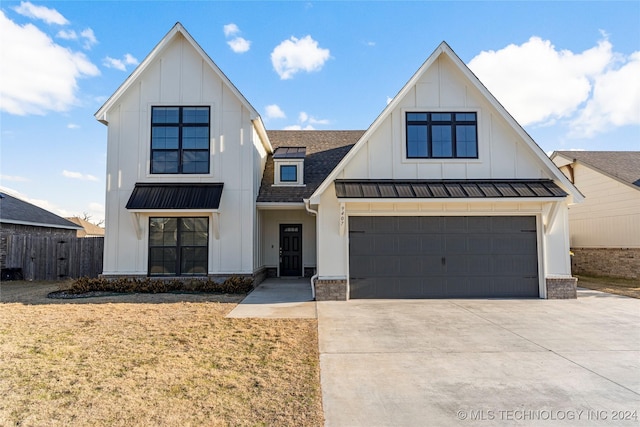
[
  {"x1": 94, "y1": 22, "x2": 260, "y2": 124},
  {"x1": 309, "y1": 42, "x2": 584, "y2": 204}
]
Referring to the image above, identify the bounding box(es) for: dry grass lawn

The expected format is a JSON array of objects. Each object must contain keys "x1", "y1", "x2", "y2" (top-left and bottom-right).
[
  {"x1": 577, "y1": 275, "x2": 640, "y2": 299},
  {"x1": 0, "y1": 281, "x2": 323, "y2": 427}
]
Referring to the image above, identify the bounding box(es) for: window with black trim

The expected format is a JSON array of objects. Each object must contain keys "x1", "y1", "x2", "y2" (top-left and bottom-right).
[
  {"x1": 151, "y1": 106, "x2": 210, "y2": 174},
  {"x1": 148, "y1": 217, "x2": 208, "y2": 276},
  {"x1": 406, "y1": 112, "x2": 477, "y2": 159},
  {"x1": 280, "y1": 165, "x2": 297, "y2": 182}
]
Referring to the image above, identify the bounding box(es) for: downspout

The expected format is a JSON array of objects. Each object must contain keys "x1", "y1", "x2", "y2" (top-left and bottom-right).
[{"x1": 304, "y1": 198, "x2": 318, "y2": 299}]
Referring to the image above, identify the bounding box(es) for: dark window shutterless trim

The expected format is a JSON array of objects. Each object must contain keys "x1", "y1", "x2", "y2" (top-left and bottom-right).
[
  {"x1": 150, "y1": 106, "x2": 210, "y2": 174},
  {"x1": 148, "y1": 217, "x2": 209, "y2": 276},
  {"x1": 406, "y1": 112, "x2": 478, "y2": 159}
]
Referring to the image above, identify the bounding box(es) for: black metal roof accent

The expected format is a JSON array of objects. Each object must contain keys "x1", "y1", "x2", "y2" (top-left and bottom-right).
[
  {"x1": 126, "y1": 183, "x2": 224, "y2": 210},
  {"x1": 334, "y1": 179, "x2": 567, "y2": 199},
  {"x1": 273, "y1": 146, "x2": 307, "y2": 159}
]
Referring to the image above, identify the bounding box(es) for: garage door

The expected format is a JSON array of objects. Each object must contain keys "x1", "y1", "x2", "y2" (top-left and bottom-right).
[{"x1": 348, "y1": 216, "x2": 539, "y2": 299}]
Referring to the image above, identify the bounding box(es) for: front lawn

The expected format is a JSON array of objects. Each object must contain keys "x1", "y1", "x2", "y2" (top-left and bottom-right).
[{"x1": 0, "y1": 282, "x2": 323, "y2": 426}]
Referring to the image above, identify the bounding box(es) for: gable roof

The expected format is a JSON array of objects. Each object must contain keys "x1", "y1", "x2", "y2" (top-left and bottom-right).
[
  {"x1": 257, "y1": 130, "x2": 364, "y2": 203},
  {"x1": 308, "y1": 41, "x2": 583, "y2": 204},
  {"x1": 551, "y1": 151, "x2": 640, "y2": 190},
  {"x1": 95, "y1": 22, "x2": 259, "y2": 124},
  {"x1": 0, "y1": 193, "x2": 81, "y2": 230}
]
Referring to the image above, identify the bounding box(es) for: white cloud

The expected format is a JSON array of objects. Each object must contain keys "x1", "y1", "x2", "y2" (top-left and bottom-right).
[
  {"x1": 14, "y1": 1, "x2": 68, "y2": 25},
  {"x1": 223, "y1": 23, "x2": 240, "y2": 37},
  {"x1": 223, "y1": 24, "x2": 250, "y2": 53},
  {"x1": 227, "y1": 37, "x2": 251, "y2": 53},
  {"x1": 67, "y1": 123, "x2": 80, "y2": 129},
  {"x1": 283, "y1": 124, "x2": 315, "y2": 130},
  {"x1": 284, "y1": 111, "x2": 329, "y2": 129},
  {"x1": 62, "y1": 170, "x2": 98, "y2": 181},
  {"x1": 0, "y1": 11, "x2": 100, "y2": 115},
  {"x1": 271, "y1": 35, "x2": 331, "y2": 80},
  {"x1": 569, "y1": 51, "x2": 640, "y2": 137},
  {"x1": 468, "y1": 36, "x2": 639, "y2": 138},
  {"x1": 103, "y1": 53, "x2": 139, "y2": 71},
  {"x1": 468, "y1": 37, "x2": 613, "y2": 126},
  {"x1": 56, "y1": 28, "x2": 97, "y2": 49},
  {"x1": 265, "y1": 104, "x2": 286, "y2": 119},
  {"x1": 0, "y1": 175, "x2": 30, "y2": 182},
  {"x1": 56, "y1": 29, "x2": 77, "y2": 40},
  {"x1": 80, "y1": 28, "x2": 97, "y2": 49}
]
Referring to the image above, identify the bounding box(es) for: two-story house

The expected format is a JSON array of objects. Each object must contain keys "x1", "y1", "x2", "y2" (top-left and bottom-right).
[{"x1": 96, "y1": 23, "x2": 582, "y2": 300}]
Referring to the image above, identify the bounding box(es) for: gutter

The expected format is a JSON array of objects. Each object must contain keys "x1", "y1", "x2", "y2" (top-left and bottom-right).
[{"x1": 304, "y1": 199, "x2": 318, "y2": 300}]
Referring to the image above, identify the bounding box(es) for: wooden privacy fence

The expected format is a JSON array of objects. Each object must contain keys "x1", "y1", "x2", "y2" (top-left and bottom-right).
[{"x1": 4, "y1": 236, "x2": 104, "y2": 281}]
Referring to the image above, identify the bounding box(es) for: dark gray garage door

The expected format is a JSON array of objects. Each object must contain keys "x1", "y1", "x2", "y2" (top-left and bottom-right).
[{"x1": 349, "y1": 216, "x2": 539, "y2": 299}]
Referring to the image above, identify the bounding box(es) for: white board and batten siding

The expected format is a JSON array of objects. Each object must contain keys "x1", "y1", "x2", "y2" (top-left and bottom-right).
[
  {"x1": 101, "y1": 32, "x2": 266, "y2": 276},
  {"x1": 314, "y1": 52, "x2": 574, "y2": 287}
]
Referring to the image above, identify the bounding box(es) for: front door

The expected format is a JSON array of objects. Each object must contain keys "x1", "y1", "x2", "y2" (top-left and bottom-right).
[{"x1": 280, "y1": 224, "x2": 302, "y2": 276}]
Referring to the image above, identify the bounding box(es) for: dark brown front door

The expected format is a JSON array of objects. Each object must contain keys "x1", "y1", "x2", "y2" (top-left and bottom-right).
[{"x1": 280, "y1": 224, "x2": 302, "y2": 276}]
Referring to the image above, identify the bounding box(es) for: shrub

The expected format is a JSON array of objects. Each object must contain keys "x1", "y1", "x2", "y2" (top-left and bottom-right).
[{"x1": 67, "y1": 276, "x2": 254, "y2": 295}]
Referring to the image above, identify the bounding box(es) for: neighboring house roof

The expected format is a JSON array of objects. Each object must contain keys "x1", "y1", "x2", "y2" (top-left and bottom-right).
[
  {"x1": 551, "y1": 151, "x2": 640, "y2": 190},
  {"x1": 0, "y1": 193, "x2": 81, "y2": 230},
  {"x1": 126, "y1": 183, "x2": 224, "y2": 210},
  {"x1": 307, "y1": 41, "x2": 583, "y2": 205},
  {"x1": 334, "y1": 179, "x2": 568, "y2": 199},
  {"x1": 257, "y1": 130, "x2": 364, "y2": 203},
  {"x1": 65, "y1": 217, "x2": 105, "y2": 237}
]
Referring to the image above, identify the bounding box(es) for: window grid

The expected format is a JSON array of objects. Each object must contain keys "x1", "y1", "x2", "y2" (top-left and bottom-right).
[
  {"x1": 148, "y1": 217, "x2": 208, "y2": 276},
  {"x1": 151, "y1": 107, "x2": 210, "y2": 174},
  {"x1": 406, "y1": 112, "x2": 477, "y2": 159}
]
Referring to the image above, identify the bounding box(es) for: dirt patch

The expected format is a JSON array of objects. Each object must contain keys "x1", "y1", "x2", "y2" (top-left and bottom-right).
[
  {"x1": 0, "y1": 281, "x2": 323, "y2": 426},
  {"x1": 577, "y1": 275, "x2": 640, "y2": 299}
]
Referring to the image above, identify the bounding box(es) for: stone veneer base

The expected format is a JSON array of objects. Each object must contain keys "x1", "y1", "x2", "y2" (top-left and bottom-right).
[
  {"x1": 314, "y1": 278, "x2": 348, "y2": 301},
  {"x1": 546, "y1": 277, "x2": 578, "y2": 299},
  {"x1": 571, "y1": 248, "x2": 639, "y2": 280}
]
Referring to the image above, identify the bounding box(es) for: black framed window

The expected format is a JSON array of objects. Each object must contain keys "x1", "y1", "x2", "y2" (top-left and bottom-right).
[
  {"x1": 406, "y1": 112, "x2": 477, "y2": 159},
  {"x1": 151, "y1": 106, "x2": 210, "y2": 174},
  {"x1": 280, "y1": 165, "x2": 297, "y2": 182},
  {"x1": 148, "y1": 217, "x2": 208, "y2": 276}
]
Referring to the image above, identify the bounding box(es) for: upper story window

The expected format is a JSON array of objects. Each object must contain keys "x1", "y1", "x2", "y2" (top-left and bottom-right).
[
  {"x1": 280, "y1": 165, "x2": 297, "y2": 182},
  {"x1": 151, "y1": 106, "x2": 210, "y2": 174},
  {"x1": 406, "y1": 112, "x2": 477, "y2": 159},
  {"x1": 273, "y1": 147, "x2": 305, "y2": 186}
]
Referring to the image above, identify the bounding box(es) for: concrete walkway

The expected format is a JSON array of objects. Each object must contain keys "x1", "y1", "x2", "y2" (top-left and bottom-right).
[
  {"x1": 318, "y1": 289, "x2": 640, "y2": 426},
  {"x1": 225, "y1": 278, "x2": 316, "y2": 318}
]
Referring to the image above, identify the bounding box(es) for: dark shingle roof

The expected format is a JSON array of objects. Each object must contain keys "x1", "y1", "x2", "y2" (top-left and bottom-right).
[
  {"x1": 257, "y1": 130, "x2": 365, "y2": 203},
  {"x1": 334, "y1": 179, "x2": 567, "y2": 199},
  {"x1": 554, "y1": 151, "x2": 640, "y2": 188},
  {"x1": 0, "y1": 193, "x2": 81, "y2": 229}
]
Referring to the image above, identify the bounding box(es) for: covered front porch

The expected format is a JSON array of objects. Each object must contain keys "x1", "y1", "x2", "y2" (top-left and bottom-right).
[{"x1": 256, "y1": 205, "x2": 317, "y2": 279}]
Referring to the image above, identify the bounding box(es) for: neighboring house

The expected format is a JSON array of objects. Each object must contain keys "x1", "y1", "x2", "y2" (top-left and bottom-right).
[
  {"x1": 0, "y1": 192, "x2": 82, "y2": 278},
  {"x1": 551, "y1": 151, "x2": 640, "y2": 279},
  {"x1": 65, "y1": 217, "x2": 106, "y2": 238},
  {"x1": 95, "y1": 23, "x2": 582, "y2": 299}
]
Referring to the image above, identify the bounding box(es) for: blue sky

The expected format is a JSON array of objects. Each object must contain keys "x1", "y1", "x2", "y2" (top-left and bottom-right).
[{"x1": 1, "y1": 1, "x2": 639, "y2": 223}]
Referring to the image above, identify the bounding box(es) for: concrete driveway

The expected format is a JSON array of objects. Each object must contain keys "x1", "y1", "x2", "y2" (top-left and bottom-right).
[{"x1": 317, "y1": 289, "x2": 640, "y2": 426}]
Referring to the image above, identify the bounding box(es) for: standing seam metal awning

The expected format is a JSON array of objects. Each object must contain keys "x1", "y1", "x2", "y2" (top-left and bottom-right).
[
  {"x1": 334, "y1": 179, "x2": 567, "y2": 199},
  {"x1": 126, "y1": 183, "x2": 224, "y2": 210}
]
